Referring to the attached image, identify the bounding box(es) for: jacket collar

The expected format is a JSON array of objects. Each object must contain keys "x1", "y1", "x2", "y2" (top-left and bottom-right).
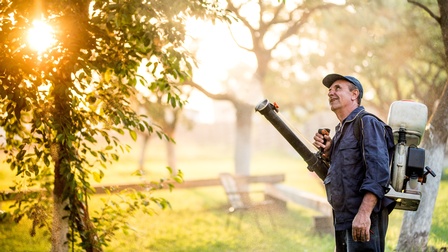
[{"x1": 336, "y1": 106, "x2": 365, "y2": 132}]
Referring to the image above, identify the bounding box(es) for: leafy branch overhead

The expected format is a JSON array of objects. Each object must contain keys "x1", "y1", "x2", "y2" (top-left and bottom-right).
[{"x1": 0, "y1": 0, "x2": 230, "y2": 251}]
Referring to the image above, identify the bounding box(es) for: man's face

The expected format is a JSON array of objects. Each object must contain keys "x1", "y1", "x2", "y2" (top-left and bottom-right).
[{"x1": 327, "y1": 80, "x2": 357, "y2": 112}]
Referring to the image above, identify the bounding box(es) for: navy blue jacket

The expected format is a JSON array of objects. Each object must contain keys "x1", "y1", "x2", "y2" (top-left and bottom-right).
[{"x1": 324, "y1": 106, "x2": 394, "y2": 231}]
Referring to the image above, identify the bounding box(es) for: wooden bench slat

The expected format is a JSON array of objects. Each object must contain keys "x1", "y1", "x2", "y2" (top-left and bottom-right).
[{"x1": 0, "y1": 174, "x2": 285, "y2": 201}]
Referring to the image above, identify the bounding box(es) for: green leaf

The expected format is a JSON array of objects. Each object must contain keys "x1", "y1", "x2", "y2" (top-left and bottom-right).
[
  {"x1": 93, "y1": 171, "x2": 103, "y2": 183},
  {"x1": 100, "y1": 152, "x2": 106, "y2": 162},
  {"x1": 111, "y1": 154, "x2": 119, "y2": 161},
  {"x1": 129, "y1": 130, "x2": 137, "y2": 141},
  {"x1": 43, "y1": 155, "x2": 50, "y2": 167},
  {"x1": 170, "y1": 96, "x2": 176, "y2": 108},
  {"x1": 174, "y1": 176, "x2": 183, "y2": 183}
]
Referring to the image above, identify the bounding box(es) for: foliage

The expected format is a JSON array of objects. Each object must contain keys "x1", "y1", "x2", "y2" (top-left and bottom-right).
[
  {"x1": 0, "y1": 0, "x2": 230, "y2": 250},
  {"x1": 309, "y1": 0, "x2": 446, "y2": 116}
]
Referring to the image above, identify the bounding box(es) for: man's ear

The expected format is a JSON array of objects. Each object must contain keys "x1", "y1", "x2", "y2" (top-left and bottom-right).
[{"x1": 352, "y1": 89, "x2": 359, "y2": 101}]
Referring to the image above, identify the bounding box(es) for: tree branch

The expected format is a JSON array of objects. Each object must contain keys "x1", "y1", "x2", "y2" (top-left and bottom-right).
[
  {"x1": 270, "y1": 3, "x2": 342, "y2": 51},
  {"x1": 408, "y1": 0, "x2": 441, "y2": 24},
  {"x1": 183, "y1": 80, "x2": 235, "y2": 102},
  {"x1": 226, "y1": 22, "x2": 253, "y2": 52},
  {"x1": 226, "y1": 1, "x2": 256, "y2": 52},
  {"x1": 258, "y1": 1, "x2": 286, "y2": 35}
]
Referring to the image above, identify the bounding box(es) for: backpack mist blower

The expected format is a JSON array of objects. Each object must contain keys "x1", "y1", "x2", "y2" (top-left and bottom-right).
[{"x1": 255, "y1": 99, "x2": 436, "y2": 211}]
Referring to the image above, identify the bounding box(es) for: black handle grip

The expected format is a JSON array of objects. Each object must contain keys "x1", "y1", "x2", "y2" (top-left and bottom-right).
[{"x1": 425, "y1": 166, "x2": 436, "y2": 177}]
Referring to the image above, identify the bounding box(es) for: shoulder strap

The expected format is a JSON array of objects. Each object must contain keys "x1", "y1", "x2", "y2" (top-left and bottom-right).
[
  {"x1": 354, "y1": 110, "x2": 394, "y2": 152},
  {"x1": 353, "y1": 110, "x2": 378, "y2": 141}
]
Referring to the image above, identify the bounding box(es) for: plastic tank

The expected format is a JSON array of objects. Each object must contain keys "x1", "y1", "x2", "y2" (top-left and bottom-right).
[{"x1": 387, "y1": 100, "x2": 428, "y2": 146}]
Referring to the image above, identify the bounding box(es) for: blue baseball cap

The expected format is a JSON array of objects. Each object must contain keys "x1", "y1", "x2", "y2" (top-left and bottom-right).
[{"x1": 322, "y1": 74, "x2": 363, "y2": 99}]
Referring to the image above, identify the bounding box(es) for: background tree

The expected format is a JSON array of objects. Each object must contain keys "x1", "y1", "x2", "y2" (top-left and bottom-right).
[
  {"x1": 396, "y1": 1, "x2": 448, "y2": 250},
  {"x1": 187, "y1": 0, "x2": 343, "y2": 176},
  {"x1": 0, "y1": 0, "x2": 228, "y2": 251},
  {"x1": 132, "y1": 84, "x2": 194, "y2": 175},
  {"x1": 308, "y1": 0, "x2": 445, "y2": 117}
]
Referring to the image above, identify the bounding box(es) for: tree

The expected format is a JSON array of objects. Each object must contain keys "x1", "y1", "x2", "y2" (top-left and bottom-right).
[
  {"x1": 0, "y1": 0, "x2": 228, "y2": 251},
  {"x1": 187, "y1": 0, "x2": 342, "y2": 176},
  {"x1": 132, "y1": 84, "x2": 194, "y2": 175},
  {"x1": 309, "y1": 0, "x2": 445, "y2": 117},
  {"x1": 396, "y1": 1, "x2": 448, "y2": 250}
]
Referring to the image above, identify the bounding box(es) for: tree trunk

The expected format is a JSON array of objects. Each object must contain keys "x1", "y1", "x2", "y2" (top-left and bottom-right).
[
  {"x1": 396, "y1": 145, "x2": 444, "y2": 251},
  {"x1": 51, "y1": 196, "x2": 69, "y2": 252},
  {"x1": 397, "y1": 1, "x2": 448, "y2": 249},
  {"x1": 139, "y1": 134, "x2": 151, "y2": 173},
  {"x1": 50, "y1": 55, "x2": 101, "y2": 251},
  {"x1": 166, "y1": 136, "x2": 178, "y2": 175},
  {"x1": 50, "y1": 144, "x2": 69, "y2": 252},
  {"x1": 234, "y1": 102, "x2": 253, "y2": 176},
  {"x1": 164, "y1": 111, "x2": 178, "y2": 175},
  {"x1": 396, "y1": 83, "x2": 448, "y2": 251}
]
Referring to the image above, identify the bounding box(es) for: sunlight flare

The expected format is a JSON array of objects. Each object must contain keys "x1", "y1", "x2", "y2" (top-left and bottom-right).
[{"x1": 27, "y1": 20, "x2": 56, "y2": 53}]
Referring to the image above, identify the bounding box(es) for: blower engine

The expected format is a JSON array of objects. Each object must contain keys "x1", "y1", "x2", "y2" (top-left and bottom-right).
[
  {"x1": 385, "y1": 100, "x2": 435, "y2": 210},
  {"x1": 255, "y1": 99, "x2": 436, "y2": 211}
]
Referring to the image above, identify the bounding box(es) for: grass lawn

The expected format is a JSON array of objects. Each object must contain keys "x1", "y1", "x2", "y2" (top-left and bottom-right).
[{"x1": 0, "y1": 139, "x2": 447, "y2": 251}]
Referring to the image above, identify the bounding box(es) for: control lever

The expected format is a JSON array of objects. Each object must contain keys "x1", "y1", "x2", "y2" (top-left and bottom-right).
[{"x1": 422, "y1": 166, "x2": 436, "y2": 184}]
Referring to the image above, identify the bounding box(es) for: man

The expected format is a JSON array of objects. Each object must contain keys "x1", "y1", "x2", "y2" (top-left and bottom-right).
[{"x1": 313, "y1": 74, "x2": 394, "y2": 252}]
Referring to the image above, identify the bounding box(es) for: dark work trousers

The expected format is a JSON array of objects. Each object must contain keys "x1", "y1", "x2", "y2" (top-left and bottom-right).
[{"x1": 334, "y1": 207, "x2": 389, "y2": 252}]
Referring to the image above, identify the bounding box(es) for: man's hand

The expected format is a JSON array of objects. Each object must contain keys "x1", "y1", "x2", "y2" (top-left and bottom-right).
[
  {"x1": 352, "y1": 192, "x2": 377, "y2": 242},
  {"x1": 352, "y1": 209, "x2": 372, "y2": 242},
  {"x1": 313, "y1": 130, "x2": 331, "y2": 158}
]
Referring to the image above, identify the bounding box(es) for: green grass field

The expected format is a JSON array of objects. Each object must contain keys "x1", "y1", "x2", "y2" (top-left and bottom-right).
[{"x1": 0, "y1": 140, "x2": 447, "y2": 251}]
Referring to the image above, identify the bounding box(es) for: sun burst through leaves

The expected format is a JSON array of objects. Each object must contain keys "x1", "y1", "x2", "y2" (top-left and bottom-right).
[{"x1": 27, "y1": 19, "x2": 56, "y2": 53}]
